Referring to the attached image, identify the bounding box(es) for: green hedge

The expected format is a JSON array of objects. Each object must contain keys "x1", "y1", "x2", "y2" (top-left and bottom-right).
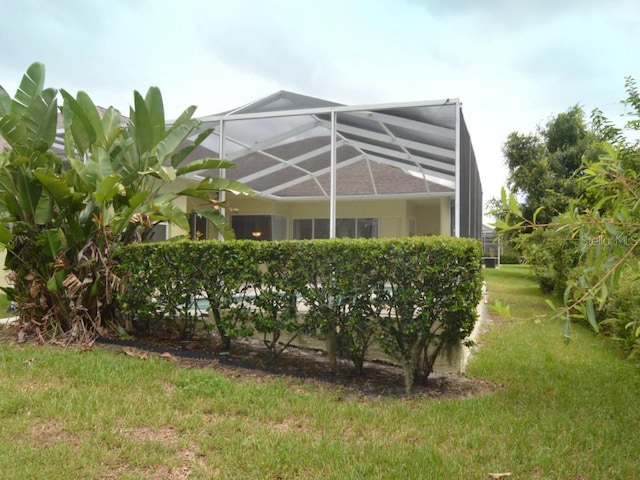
[{"x1": 117, "y1": 237, "x2": 482, "y2": 393}]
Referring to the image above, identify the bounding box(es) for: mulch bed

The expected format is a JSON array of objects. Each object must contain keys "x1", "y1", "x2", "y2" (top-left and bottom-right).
[{"x1": 1, "y1": 321, "x2": 498, "y2": 400}]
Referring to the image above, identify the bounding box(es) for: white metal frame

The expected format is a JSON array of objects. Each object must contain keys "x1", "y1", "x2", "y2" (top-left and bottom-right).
[{"x1": 184, "y1": 93, "x2": 478, "y2": 239}]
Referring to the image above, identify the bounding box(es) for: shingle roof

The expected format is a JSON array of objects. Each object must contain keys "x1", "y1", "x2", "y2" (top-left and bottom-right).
[
  {"x1": 192, "y1": 90, "x2": 460, "y2": 199},
  {"x1": 217, "y1": 135, "x2": 452, "y2": 197}
]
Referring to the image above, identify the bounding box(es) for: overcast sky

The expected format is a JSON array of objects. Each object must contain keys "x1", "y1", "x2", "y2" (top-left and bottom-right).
[{"x1": 1, "y1": 0, "x2": 638, "y2": 211}]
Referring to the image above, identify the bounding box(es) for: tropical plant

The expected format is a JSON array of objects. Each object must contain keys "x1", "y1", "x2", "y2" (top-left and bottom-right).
[{"x1": 0, "y1": 62, "x2": 251, "y2": 343}]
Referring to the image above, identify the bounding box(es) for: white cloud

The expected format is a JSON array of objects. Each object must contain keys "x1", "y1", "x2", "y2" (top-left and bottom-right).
[{"x1": 1, "y1": 0, "x2": 639, "y2": 216}]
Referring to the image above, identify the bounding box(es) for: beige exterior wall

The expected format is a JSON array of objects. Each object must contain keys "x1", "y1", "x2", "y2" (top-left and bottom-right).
[
  {"x1": 440, "y1": 197, "x2": 452, "y2": 237},
  {"x1": 0, "y1": 250, "x2": 7, "y2": 289},
  {"x1": 404, "y1": 197, "x2": 453, "y2": 237},
  {"x1": 228, "y1": 195, "x2": 453, "y2": 239}
]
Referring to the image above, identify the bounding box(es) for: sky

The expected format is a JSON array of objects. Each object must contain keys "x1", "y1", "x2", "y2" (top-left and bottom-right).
[{"x1": 1, "y1": 0, "x2": 639, "y2": 211}]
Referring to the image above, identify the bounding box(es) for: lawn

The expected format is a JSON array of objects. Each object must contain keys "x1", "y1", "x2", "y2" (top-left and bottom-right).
[{"x1": 1, "y1": 265, "x2": 639, "y2": 479}]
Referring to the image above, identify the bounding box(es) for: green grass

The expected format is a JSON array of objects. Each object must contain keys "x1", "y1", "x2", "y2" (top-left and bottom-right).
[{"x1": 1, "y1": 265, "x2": 639, "y2": 479}]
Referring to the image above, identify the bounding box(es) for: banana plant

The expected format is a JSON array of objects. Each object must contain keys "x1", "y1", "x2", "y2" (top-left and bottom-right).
[{"x1": 0, "y1": 62, "x2": 251, "y2": 342}]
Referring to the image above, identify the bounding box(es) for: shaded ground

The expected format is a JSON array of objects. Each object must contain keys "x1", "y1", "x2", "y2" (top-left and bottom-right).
[{"x1": 1, "y1": 321, "x2": 497, "y2": 399}]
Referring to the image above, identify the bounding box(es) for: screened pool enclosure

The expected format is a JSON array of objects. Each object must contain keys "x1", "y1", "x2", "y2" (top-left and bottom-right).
[{"x1": 181, "y1": 91, "x2": 482, "y2": 240}]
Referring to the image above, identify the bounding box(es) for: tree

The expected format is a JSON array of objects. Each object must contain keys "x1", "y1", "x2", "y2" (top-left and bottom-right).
[
  {"x1": 497, "y1": 78, "x2": 640, "y2": 350},
  {"x1": 0, "y1": 62, "x2": 251, "y2": 343},
  {"x1": 502, "y1": 105, "x2": 595, "y2": 225}
]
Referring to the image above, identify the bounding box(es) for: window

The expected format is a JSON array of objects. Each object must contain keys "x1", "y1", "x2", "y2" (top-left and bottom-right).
[
  {"x1": 293, "y1": 218, "x2": 378, "y2": 240},
  {"x1": 314, "y1": 219, "x2": 330, "y2": 239},
  {"x1": 231, "y1": 215, "x2": 287, "y2": 241},
  {"x1": 357, "y1": 218, "x2": 378, "y2": 238},
  {"x1": 293, "y1": 219, "x2": 313, "y2": 240},
  {"x1": 336, "y1": 218, "x2": 356, "y2": 238},
  {"x1": 272, "y1": 215, "x2": 287, "y2": 240},
  {"x1": 189, "y1": 213, "x2": 208, "y2": 240}
]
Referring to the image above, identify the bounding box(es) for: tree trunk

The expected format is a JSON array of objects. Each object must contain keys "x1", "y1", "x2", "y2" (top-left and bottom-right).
[
  {"x1": 211, "y1": 307, "x2": 231, "y2": 350},
  {"x1": 326, "y1": 321, "x2": 337, "y2": 373}
]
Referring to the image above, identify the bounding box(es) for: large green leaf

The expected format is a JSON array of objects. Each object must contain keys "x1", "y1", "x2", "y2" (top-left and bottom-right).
[
  {"x1": 131, "y1": 90, "x2": 154, "y2": 156},
  {"x1": 110, "y1": 190, "x2": 150, "y2": 235},
  {"x1": 175, "y1": 187, "x2": 210, "y2": 201},
  {"x1": 0, "y1": 171, "x2": 21, "y2": 218},
  {"x1": 0, "y1": 115, "x2": 27, "y2": 148},
  {"x1": 68, "y1": 215, "x2": 89, "y2": 245},
  {"x1": 176, "y1": 158, "x2": 235, "y2": 176},
  {"x1": 144, "y1": 87, "x2": 165, "y2": 144},
  {"x1": 152, "y1": 193, "x2": 175, "y2": 205},
  {"x1": 76, "y1": 91, "x2": 104, "y2": 140},
  {"x1": 0, "y1": 86, "x2": 11, "y2": 116},
  {"x1": 93, "y1": 174, "x2": 124, "y2": 208},
  {"x1": 34, "y1": 169, "x2": 71, "y2": 202},
  {"x1": 15, "y1": 168, "x2": 42, "y2": 220},
  {"x1": 34, "y1": 193, "x2": 53, "y2": 225},
  {"x1": 139, "y1": 165, "x2": 176, "y2": 182},
  {"x1": 166, "y1": 105, "x2": 197, "y2": 135},
  {"x1": 101, "y1": 204, "x2": 116, "y2": 227},
  {"x1": 153, "y1": 200, "x2": 189, "y2": 232},
  {"x1": 197, "y1": 177, "x2": 253, "y2": 196},
  {"x1": 171, "y1": 127, "x2": 213, "y2": 167},
  {"x1": 0, "y1": 223, "x2": 12, "y2": 245},
  {"x1": 25, "y1": 88, "x2": 58, "y2": 151},
  {"x1": 86, "y1": 146, "x2": 114, "y2": 186},
  {"x1": 34, "y1": 169, "x2": 85, "y2": 212},
  {"x1": 0, "y1": 95, "x2": 61, "y2": 152},
  {"x1": 100, "y1": 107, "x2": 124, "y2": 150},
  {"x1": 66, "y1": 156, "x2": 89, "y2": 186},
  {"x1": 11, "y1": 62, "x2": 45, "y2": 119},
  {"x1": 61, "y1": 90, "x2": 96, "y2": 155},
  {"x1": 197, "y1": 209, "x2": 235, "y2": 239},
  {"x1": 46, "y1": 269, "x2": 66, "y2": 293},
  {"x1": 109, "y1": 131, "x2": 137, "y2": 166},
  {"x1": 61, "y1": 102, "x2": 79, "y2": 160},
  {"x1": 43, "y1": 229, "x2": 65, "y2": 258},
  {"x1": 154, "y1": 120, "x2": 199, "y2": 166}
]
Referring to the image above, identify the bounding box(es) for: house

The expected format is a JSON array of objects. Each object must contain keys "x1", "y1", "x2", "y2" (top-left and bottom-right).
[
  {"x1": 174, "y1": 90, "x2": 483, "y2": 241},
  {"x1": 0, "y1": 92, "x2": 483, "y2": 279}
]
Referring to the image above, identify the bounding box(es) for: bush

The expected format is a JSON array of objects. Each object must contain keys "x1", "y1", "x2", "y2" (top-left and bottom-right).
[
  {"x1": 499, "y1": 241, "x2": 522, "y2": 264},
  {"x1": 292, "y1": 239, "x2": 388, "y2": 374},
  {"x1": 117, "y1": 237, "x2": 483, "y2": 393},
  {"x1": 520, "y1": 228, "x2": 581, "y2": 295},
  {"x1": 599, "y1": 262, "x2": 640, "y2": 359},
  {"x1": 499, "y1": 252, "x2": 521, "y2": 264}
]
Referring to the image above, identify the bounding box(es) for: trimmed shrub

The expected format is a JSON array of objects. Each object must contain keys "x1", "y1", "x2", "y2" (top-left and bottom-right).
[
  {"x1": 117, "y1": 236, "x2": 482, "y2": 393},
  {"x1": 292, "y1": 239, "x2": 388, "y2": 374},
  {"x1": 250, "y1": 241, "x2": 308, "y2": 358},
  {"x1": 375, "y1": 238, "x2": 482, "y2": 392}
]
